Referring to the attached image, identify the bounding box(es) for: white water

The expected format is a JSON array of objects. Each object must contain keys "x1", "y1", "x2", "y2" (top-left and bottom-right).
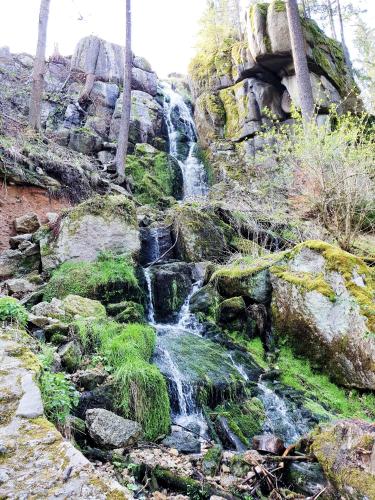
[{"x1": 162, "y1": 83, "x2": 209, "y2": 199}]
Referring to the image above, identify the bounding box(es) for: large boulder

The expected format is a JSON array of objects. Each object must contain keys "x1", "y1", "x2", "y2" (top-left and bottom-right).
[
  {"x1": 270, "y1": 241, "x2": 375, "y2": 390},
  {"x1": 312, "y1": 420, "x2": 375, "y2": 499},
  {"x1": 14, "y1": 213, "x2": 40, "y2": 234},
  {"x1": 62, "y1": 294, "x2": 107, "y2": 319},
  {"x1": 86, "y1": 408, "x2": 142, "y2": 449},
  {"x1": 109, "y1": 90, "x2": 165, "y2": 149},
  {"x1": 40, "y1": 195, "x2": 140, "y2": 271}
]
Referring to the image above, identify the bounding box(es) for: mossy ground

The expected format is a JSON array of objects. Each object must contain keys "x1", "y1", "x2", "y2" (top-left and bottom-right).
[
  {"x1": 68, "y1": 194, "x2": 137, "y2": 226},
  {"x1": 43, "y1": 252, "x2": 141, "y2": 305}
]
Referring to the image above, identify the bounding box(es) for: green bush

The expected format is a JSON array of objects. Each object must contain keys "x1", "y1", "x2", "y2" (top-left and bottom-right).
[
  {"x1": 39, "y1": 371, "x2": 79, "y2": 425},
  {"x1": 43, "y1": 252, "x2": 141, "y2": 304},
  {"x1": 0, "y1": 297, "x2": 28, "y2": 326},
  {"x1": 74, "y1": 319, "x2": 171, "y2": 440}
]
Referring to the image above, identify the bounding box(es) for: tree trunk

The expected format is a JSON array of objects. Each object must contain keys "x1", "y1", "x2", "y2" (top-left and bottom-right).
[
  {"x1": 115, "y1": 0, "x2": 132, "y2": 185},
  {"x1": 234, "y1": 0, "x2": 242, "y2": 40},
  {"x1": 286, "y1": 0, "x2": 315, "y2": 122},
  {"x1": 29, "y1": 0, "x2": 51, "y2": 131},
  {"x1": 336, "y1": 0, "x2": 353, "y2": 74},
  {"x1": 327, "y1": 0, "x2": 337, "y2": 39}
]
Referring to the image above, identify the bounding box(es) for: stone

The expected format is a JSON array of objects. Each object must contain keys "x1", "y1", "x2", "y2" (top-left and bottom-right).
[
  {"x1": 282, "y1": 73, "x2": 341, "y2": 110},
  {"x1": 16, "y1": 373, "x2": 43, "y2": 419},
  {"x1": 86, "y1": 408, "x2": 142, "y2": 449},
  {"x1": 58, "y1": 341, "x2": 82, "y2": 373},
  {"x1": 5, "y1": 278, "x2": 36, "y2": 295},
  {"x1": 312, "y1": 420, "x2": 375, "y2": 499},
  {"x1": 133, "y1": 56, "x2": 152, "y2": 72},
  {"x1": 90, "y1": 81, "x2": 119, "y2": 108},
  {"x1": 72, "y1": 368, "x2": 107, "y2": 391},
  {"x1": 62, "y1": 294, "x2": 107, "y2": 319},
  {"x1": 14, "y1": 213, "x2": 40, "y2": 234},
  {"x1": 252, "y1": 434, "x2": 285, "y2": 455},
  {"x1": 75, "y1": 383, "x2": 116, "y2": 420},
  {"x1": 285, "y1": 462, "x2": 328, "y2": 497},
  {"x1": 162, "y1": 429, "x2": 201, "y2": 454},
  {"x1": 189, "y1": 284, "x2": 221, "y2": 318},
  {"x1": 271, "y1": 241, "x2": 375, "y2": 389},
  {"x1": 202, "y1": 445, "x2": 222, "y2": 476},
  {"x1": 31, "y1": 298, "x2": 65, "y2": 319},
  {"x1": 0, "y1": 250, "x2": 23, "y2": 279},
  {"x1": 9, "y1": 233, "x2": 32, "y2": 249},
  {"x1": 132, "y1": 66, "x2": 158, "y2": 96},
  {"x1": 40, "y1": 195, "x2": 140, "y2": 271},
  {"x1": 150, "y1": 262, "x2": 193, "y2": 322},
  {"x1": 68, "y1": 128, "x2": 103, "y2": 155}
]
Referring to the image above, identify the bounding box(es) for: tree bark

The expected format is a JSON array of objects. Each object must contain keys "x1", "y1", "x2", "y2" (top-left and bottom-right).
[
  {"x1": 29, "y1": 0, "x2": 51, "y2": 130},
  {"x1": 336, "y1": 0, "x2": 353, "y2": 75},
  {"x1": 286, "y1": 0, "x2": 315, "y2": 122},
  {"x1": 327, "y1": 0, "x2": 337, "y2": 39},
  {"x1": 115, "y1": 0, "x2": 132, "y2": 185}
]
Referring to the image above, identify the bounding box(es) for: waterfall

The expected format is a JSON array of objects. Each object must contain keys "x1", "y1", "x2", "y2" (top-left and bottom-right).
[{"x1": 162, "y1": 83, "x2": 209, "y2": 199}]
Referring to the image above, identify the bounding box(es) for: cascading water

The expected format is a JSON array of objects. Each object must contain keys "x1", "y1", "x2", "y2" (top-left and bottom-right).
[{"x1": 162, "y1": 83, "x2": 209, "y2": 199}]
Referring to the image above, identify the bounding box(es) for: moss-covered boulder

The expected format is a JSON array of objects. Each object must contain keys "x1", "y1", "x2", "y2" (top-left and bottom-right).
[
  {"x1": 43, "y1": 253, "x2": 142, "y2": 305},
  {"x1": 311, "y1": 420, "x2": 375, "y2": 499},
  {"x1": 189, "y1": 283, "x2": 222, "y2": 323},
  {"x1": 40, "y1": 195, "x2": 140, "y2": 271},
  {"x1": 62, "y1": 295, "x2": 107, "y2": 320},
  {"x1": 171, "y1": 204, "x2": 229, "y2": 262},
  {"x1": 271, "y1": 241, "x2": 375, "y2": 390},
  {"x1": 126, "y1": 144, "x2": 183, "y2": 206}
]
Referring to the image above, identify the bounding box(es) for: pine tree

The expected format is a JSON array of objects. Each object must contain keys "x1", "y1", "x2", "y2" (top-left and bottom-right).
[
  {"x1": 29, "y1": 0, "x2": 51, "y2": 130},
  {"x1": 115, "y1": 0, "x2": 132, "y2": 186},
  {"x1": 286, "y1": 0, "x2": 315, "y2": 121}
]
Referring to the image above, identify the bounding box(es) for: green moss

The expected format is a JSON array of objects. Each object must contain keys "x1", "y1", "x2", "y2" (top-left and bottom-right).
[
  {"x1": 43, "y1": 252, "x2": 141, "y2": 305},
  {"x1": 74, "y1": 319, "x2": 170, "y2": 440},
  {"x1": 278, "y1": 346, "x2": 375, "y2": 420},
  {"x1": 272, "y1": 0, "x2": 286, "y2": 13},
  {"x1": 212, "y1": 398, "x2": 266, "y2": 446},
  {"x1": 211, "y1": 251, "x2": 287, "y2": 281},
  {"x1": 270, "y1": 266, "x2": 336, "y2": 301},
  {"x1": 126, "y1": 150, "x2": 182, "y2": 206},
  {"x1": 202, "y1": 445, "x2": 222, "y2": 476},
  {"x1": 68, "y1": 194, "x2": 137, "y2": 226}
]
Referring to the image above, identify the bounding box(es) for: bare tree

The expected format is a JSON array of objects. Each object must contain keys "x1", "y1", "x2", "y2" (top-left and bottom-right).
[
  {"x1": 286, "y1": 0, "x2": 315, "y2": 121},
  {"x1": 115, "y1": 0, "x2": 132, "y2": 185},
  {"x1": 327, "y1": 0, "x2": 337, "y2": 39},
  {"x1": 29, "y1": 0, "x2": 51, "y2": 130},
  {"x1": 336, "y1": 0, "x2": 353, "y2": 74}
]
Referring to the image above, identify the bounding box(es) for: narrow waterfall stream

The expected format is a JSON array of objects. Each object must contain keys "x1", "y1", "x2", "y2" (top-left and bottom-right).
[
  {"x1": 162, "y1": 83, "x2": 209, "y2": 199},
  {"x1": 140, "y1": 85, "x2": 315, "y2": 451}
]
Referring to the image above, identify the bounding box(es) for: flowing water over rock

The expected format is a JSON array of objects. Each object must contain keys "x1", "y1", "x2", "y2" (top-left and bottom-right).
[{"x1": 162, "y1": 83, "x2": 209, "y2": 199}]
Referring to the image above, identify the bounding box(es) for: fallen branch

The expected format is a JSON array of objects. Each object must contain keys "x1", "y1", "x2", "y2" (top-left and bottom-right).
[{"x1": 263, "y1": 454, "x2": 316, "y2": 462}]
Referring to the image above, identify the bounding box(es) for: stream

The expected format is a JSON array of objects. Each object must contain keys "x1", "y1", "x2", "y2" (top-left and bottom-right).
[{"x1": 141, "y1": 83, "x2": 314, "y2": 451}]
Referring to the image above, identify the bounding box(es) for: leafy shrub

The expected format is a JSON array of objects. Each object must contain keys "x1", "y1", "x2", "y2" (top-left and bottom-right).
[
  {"x1": 39, "y1": 371, "x2": 79, "y2": 425},
  {"x1": 43, "y1": 252, "x2": 141, "y2": 304},
  {"x1": 256, "y1": 108, "x2": 375, "y2": 250},
  {"x1": 0, "y1": 297, "x2": 28, "y2": 326}
]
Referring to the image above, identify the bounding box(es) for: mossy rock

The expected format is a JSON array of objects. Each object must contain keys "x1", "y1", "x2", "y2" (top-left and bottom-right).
[
  {"x1": 271, "y1": 240, "x2": 375, "y2": 390},
  {"x1": 107, "y1": 301, "x2": 145, "y2": 324},
  {"x1": 43, "y1": 253, "x2": 142, "y2": 305},
  {"x1": 62, "y1": 295, "x2": 107, "y2": 320},
  {"x1": 202, "y1": 445, "x2": 222, "y2": 476},
  {"x1": 126, "y1": 146, "x2": 183, "y2": 206}
]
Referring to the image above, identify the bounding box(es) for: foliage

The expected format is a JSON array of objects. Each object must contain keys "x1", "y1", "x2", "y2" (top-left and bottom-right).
[
  {"x1": 256, "y1": 108, "x2": 375, "y2": 250},
  {"x1": 39, "y1": 371, "x2": 79, "y2": 425},
  {"x1": 74, "y1": 319, "x2": 170, "y2": 440},
  {"x1": 43, "y1": 252, "x2": 140, "y2": 304},
  {"x1": 0, "y1": 297, "x2": 28, "y2": 326}
]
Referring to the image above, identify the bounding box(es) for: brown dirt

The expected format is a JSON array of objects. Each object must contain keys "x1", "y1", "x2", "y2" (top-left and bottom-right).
[{"x1": 0, "y1": 184, "x2": 72, "y2": 251}]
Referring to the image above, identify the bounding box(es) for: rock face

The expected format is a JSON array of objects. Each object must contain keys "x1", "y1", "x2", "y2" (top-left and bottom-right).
[
  {"x1": 312, "y1": 420, "x2": 375, "y2": 499},
  {"x1": 0, "y1": 327, "x2": 126, "y2": 498},
  {"x1": 86, "y1": 408, "x2": 142, "y2": 449},
  {"x1": 40, "y1": 195, "x2": 140, "y2": 270},
  {"x1": 270, "y1": 241, "x2": 375, "y2": 390}
]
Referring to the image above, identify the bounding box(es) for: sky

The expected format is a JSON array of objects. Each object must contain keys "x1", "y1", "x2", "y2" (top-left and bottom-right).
[{"x1": 0, "y1": 0, "x2": 374, "y2": 78}]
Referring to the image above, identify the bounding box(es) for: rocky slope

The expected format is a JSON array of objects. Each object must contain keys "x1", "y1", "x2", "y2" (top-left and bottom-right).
[{"x1": 0, "y1": 1, "x2": 374, "y2": 498}]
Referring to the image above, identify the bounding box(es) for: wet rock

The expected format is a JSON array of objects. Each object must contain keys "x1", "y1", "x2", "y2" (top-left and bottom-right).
[
  {"x1": 86, "y1": 408, "x2": 142, "y2": 449},
  {"x1": 9, "y1": 233, "x2": 32, "y2": 249},
  {"x1": 14, "y1": 213, "x2": 40, "y2": 234},
  {"x1": 218, "y1": 296, "x2": 251, "y2": 333},
  {"x1": 285, "y1": 462, "x2": 328, "y2": 497},
  {"x1": 72, "y1": 368, "x2": 107, "y2": 391},
  {"x1": 189, "y1": 284, "x2": 221, "y2": 319},
  {"x1": 215, "y1": 416, "x2": 247, "y2": 452},
  {"x1": 202, "y1": 445, "x2": 222, "y2": 476},
  {"x1": 252, "y1": 434, "x2": 285, "y2": 455},
  {"x1": 150, "y1": 262, "x2": 193, "y2": 322},
  {"x1": 162, "y1": 428, "x2": 201, "y2": 454},
  {"x1": 75, "y1": 383, "x2": 116, "y2": 419},
  {"x1": 312, "y1": 420, "x2": 375, "y2": 499},
  {"x1": 58, "y1": 341, "x2": 82, "y2": 373}
]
